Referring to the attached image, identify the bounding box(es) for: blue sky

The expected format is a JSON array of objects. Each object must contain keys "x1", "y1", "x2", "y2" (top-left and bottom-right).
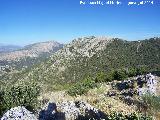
[{"x1": 0, "y1": 0, "x2": 160, "y2": 46}]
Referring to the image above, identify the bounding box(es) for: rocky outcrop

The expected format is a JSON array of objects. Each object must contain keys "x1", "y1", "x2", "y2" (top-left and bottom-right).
[
  {"x1": 1, "y1": 106, "x2": 37, "y2": 120},
  {"x1": 64, "y1": 36, "x2": 113, "y2": 57},
  {"x1": 39, "y1": 101, "x2": 107, "y2": 120},
  {"x1": 137, "y1": 73, "x2": 158, "y2": 96}
]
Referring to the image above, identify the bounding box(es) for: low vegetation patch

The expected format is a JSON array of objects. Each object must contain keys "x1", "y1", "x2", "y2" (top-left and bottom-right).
[
  {"x1": 67, "y1": 77, "x2": 96, "y2": 96},
  {"x1": 107, "y1": 112, "x2": 152, "y2": 120},
  {"x1": 96, "y1": 66, "x2": 148, "y2": 82},
  {"x1": 141, "y1": 94, "x2": 160, "y2": 117},
  {"x1": 68, "y1": 66, "x2": 148, "y2": 97},
  {"x1": 0, "y1": 81, "x2": 40, "y2": 117}
]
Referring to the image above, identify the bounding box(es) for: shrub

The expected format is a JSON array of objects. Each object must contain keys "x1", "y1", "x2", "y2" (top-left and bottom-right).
[
  {"x1": 95, "y1": 71, "x2": 114, "y2": 83},
  {"x1": 95, "y1": 72, "x2": 107, "y2": 83},
  {"x1": 67, "y1": 77, "x2": 96, "y2": 96},
  {"x1": 141, "y1": 94, "x2": 160, "y2": 116},
  {"x1": 0, "y1": 91, "x2": 6, "y2": 117},
  {"x1": 136, "y1": 66, "x2": 148, "y2": 75},
  {"x1": 105, "y1": 71, "x2": 114, "y2": 82},
  {"x1": 113, "y1": 70, "x2": 128, "y2": 81},
  {"x1": 0, "y1": 81, "x2": 40, "y2": 116},
  {"x1": 118, "y1": 66, "x2": 149, "y2": 78},
  {"x1": 108, "y1": 112, "x2": 152, "y2": 120},
  {"x1": 127, "y1": 67, "x2": 137, "y2": 77}
]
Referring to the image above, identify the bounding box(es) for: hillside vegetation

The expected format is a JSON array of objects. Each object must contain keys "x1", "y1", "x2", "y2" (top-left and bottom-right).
[
  {"x1": 5, "y1": 37, "x2": 158, "y2": 88},
  {"x1": 0, "y1": 37, "x2": 160, "y2": 89}
]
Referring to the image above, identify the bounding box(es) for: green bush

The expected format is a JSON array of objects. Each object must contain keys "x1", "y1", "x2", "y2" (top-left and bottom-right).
[
  {"x1": 113, "y1": 70, "x2": 128, "y2": 81},
  {"x1": 141, "y1": 94, "x2": 160, "y2": 116},
  {"x1": 105, "y1": 71, "x2": 114, "y2": 82},
  {"x1": 0, "y1": 81, "x2": 40, "y2": 116},
  {"x1": 118, "y1": 66, "x2": 149, "y2": 77},
  {"x1": 95, "y1": 67, "x2": 149, "y2": 82},
  {"x1": 67, "y1": 77, "x2": 96, "y2": 96},
  {"x1": 127, "y1": 67, "x2": 137, "y2": 77},
  {"x1": 95, "y1": 71, "x2": 114, "y2": 83},
  {"x1": 95, "y1": 72, "x2": 107, "y2": 83},
  {"x1": 108, "y1": 112, "x2": 152, "y2": 120},
  {"x1": 0, "y1": 91, "x2": 6, "y2": 117},
  {"x1": 136, "y1": 66, "x2": 148, "y2": 75}
]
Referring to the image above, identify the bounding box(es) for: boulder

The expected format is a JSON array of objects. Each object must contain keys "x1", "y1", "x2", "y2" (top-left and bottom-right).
[
  {"x1": 137, "y1": 73, "x2": 157, "y2": 96},
  {"x1": 106, "y1": 90, "x2": 117, "y2": 97},
  {"x1": 57, "y1": 101, "x2": 80, "y2": 120},
  {"x1": 1, "y1": 106, "x2": 37, "y2": 120}
]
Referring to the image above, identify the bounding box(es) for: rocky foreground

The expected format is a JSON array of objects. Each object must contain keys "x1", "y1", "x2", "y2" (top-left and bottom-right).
[
  {"x1": 1, "y1": 73, "x2": 159, "y2": 120},
  {"x1": 1, "y1": 100, "x2": 107, "y2": 120}
]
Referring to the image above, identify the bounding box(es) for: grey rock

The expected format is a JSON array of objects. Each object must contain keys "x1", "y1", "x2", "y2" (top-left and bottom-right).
[
  {"x1": 1, "y1": 106, "x2": 37, "y2": 120},
  {"x1": 137, "y1": 73, "x2": 157, "y2": 96},
  {"x1": 39, "y1": 101, "x2": 105, "y2": 120}
]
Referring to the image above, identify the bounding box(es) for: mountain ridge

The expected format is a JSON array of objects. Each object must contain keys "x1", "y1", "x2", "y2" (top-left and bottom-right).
[
  {"x1": 1, "y1": 36, "x2": 159, "y2": 91},
  {"x1": 2, "y1": 36, "x2": 160, "y2": 89}
]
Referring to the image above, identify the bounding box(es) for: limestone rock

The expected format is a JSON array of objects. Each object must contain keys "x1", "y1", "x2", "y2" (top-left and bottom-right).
[{"x1": 1, "y1": 106, "x2": 37, "y2": 120}]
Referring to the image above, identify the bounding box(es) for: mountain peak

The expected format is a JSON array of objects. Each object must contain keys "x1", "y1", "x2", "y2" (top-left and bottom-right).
[{"x1": 64, "y1": 36, "x2": 113, "y2": 57}]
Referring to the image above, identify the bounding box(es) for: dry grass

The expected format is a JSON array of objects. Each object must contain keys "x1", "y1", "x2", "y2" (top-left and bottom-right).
[{"x1": 39, "y1": 83, "x2": 137, "y2": 115}]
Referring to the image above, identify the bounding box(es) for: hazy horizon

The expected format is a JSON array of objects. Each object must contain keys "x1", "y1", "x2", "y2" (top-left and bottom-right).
[{"x1": 0, "y1": 35, "x2": 160, "y2": 46}]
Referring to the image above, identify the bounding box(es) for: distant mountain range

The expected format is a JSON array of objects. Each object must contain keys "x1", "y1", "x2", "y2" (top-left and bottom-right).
[
  {"x1": 0, "y1": 41, "x2": 63, "y2": 61},
  {"x1": 0, "y1": 44, "x2": 22, "y2": 53},
  {"x1": 0, "y1": 41, "x2": 63, "y2": 74}
]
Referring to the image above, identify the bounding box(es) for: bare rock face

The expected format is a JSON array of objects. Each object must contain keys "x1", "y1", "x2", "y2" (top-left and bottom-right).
[
  {"x1": 1, "y1": 106, "x2": 37, "y2": 120},
  {"x1": 66, "y1": 36, "x2": 113, "y2": 57}
]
